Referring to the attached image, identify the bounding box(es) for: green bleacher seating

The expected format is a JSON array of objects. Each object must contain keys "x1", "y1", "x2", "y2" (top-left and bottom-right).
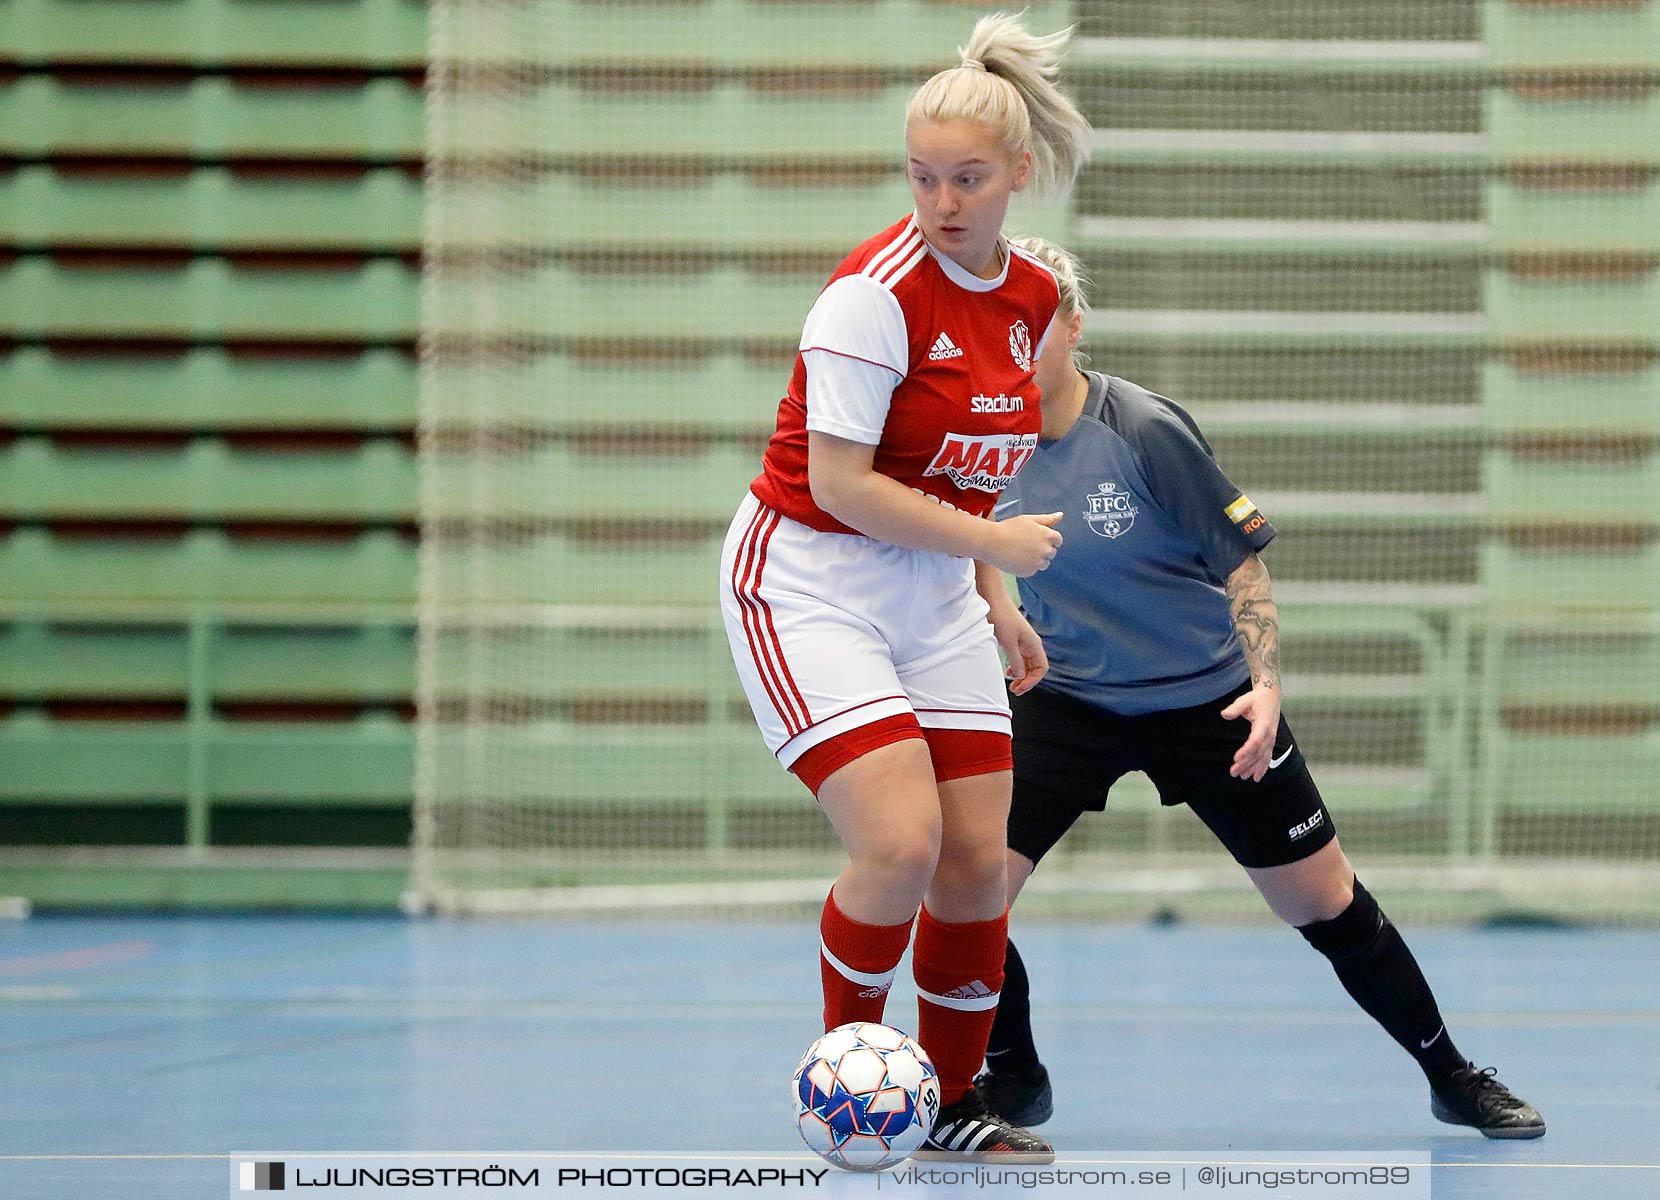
[
  {"x1": 1082, "y1": 0, "x2": 1478, "y2": 41},
  {"x1": 428, "y1": 624, "x2": 732, "y2": 707},
  {"x1": 210, "y1": 624, "x2": 413, "y2": 699},
  {"x1": 1480, "y1": 541, "x2": 1660, "y2": 610},
  {"x1": 441, "y1": 173, "x2": 916, "y2": 254},
  {"x1": 1484, "y1": 449, "x2": 1660, "y2": 526},
  {"x1": 1074, "y1": 217, "x2": 1487, "y2": 259},
  {"x1": 0, "y1": 621, "x2": 413, "y2": 701},
  {"x1": 431, "y1": 266, "x2": 815, "y2": 343},
  {"x1": 0, "y1": 528, "x2": 415, "y2": 606},
  {"x1": 1469, "y1": 8, "x2": 1660, "y2": 852},
  {"x1": 0, "y1": 3, "x2": 431, "y2": 869},
  {"x1": 1484, "y1": 0, "x2": 1660, "y2": 71},
  {"x1": 0, "y1": 716, "x2": 413, "y2": 806},
  {"x1": 1076, "y1": 164, "x2": 1484, "y2": 224},
  {"x1": 1081, "y1": 308, "x2": 1486, "y2": 349},
  {"x1": 0, "y1": 437, "x2": 416, "y2": 522},
  {"x1": 0, "y1": 165, "x2": 423, "y2": 251},
  {"x1": 0, "y1": 256, "x2": 418, "y2": 341},
  {"x1": 0, "y1": 0, "x2": 427, "y2": 69},
  {"x1": 530, "y1": 0, "x2": 1068, "y2": 69},
  {"x1": 1487, "y1": 178, "x2": 1660, "y2": 254},
  {"x1": 209, "y1": 719, "x2": 414, "y2": 803},
  {"x1": 487, "y1": 82, "x2": 906, "y2": 162},
  {"x1": 1489, "y1": 734, "x2": 1660, "y2": 815},
  {"x1": 1084, "y1": 253, "x2": 1482, "y2": 313},
  {"x1": 1485, "y1": 268, "x2": 1660, "y2": 344},
  {"x1": 438, "y1": 353, "x2": 784, "y2": 435},
  {"x1": 1106, "y1": 347, "x2": 1482, "y2": 407},
  {"x1": 1486, "y1": 88, "x2": 1660, "y2": 166},
  {"x1": 443, "y1": 725, "x2": 793, "y2": 807},
  {"x1": 1085, "y1": 132, "x2": 1487, "y2": 170},
  {"x1": 1077, "y1": 73, "x2": 1481, "y2": 134},
  {"x1": 0, "y1": 623, "x2": 193, "y2": 698},
  {"x1": 1, "y1": 717, "x2": 193, "y2": 804},
  {"x1": 0, "y1": 74, "x2": 423, "y2": 159},
  {"x1": 1486, "y1": 626, "x2": 1660, "y2": 711},
  {"x1": 0, "y1": 347, "x2": 416, "y2": 432},
  {"x1": 428, "y1": 442, "x2": 753, "y2": 524},
  {"x1": 428, "y1": 535, "x2": 721, "y2": 608},
  {"x1": 1480, "y1": 363, "x2": 1660, "y2": 434}
]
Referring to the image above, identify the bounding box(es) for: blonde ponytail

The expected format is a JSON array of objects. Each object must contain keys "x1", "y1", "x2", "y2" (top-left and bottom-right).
[{"x1": 905, "y1": 11, "x2": 1092, "y2": 197}]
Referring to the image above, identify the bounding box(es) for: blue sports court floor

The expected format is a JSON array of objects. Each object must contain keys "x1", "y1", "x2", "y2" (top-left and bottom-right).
[{"x1": 1, "y1": 914, "x2": 1656, "y2": 1198}]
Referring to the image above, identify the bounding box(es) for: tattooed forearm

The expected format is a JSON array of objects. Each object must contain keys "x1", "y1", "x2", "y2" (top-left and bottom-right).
[{"x1": 1225, "y1": 554, "x2": 1280, "y2": 691}]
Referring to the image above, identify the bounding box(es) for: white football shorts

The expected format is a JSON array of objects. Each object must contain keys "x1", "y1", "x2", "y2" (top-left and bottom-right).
[{"x1": 719, "y1": 491, "x2": 1011, "y2": 771}]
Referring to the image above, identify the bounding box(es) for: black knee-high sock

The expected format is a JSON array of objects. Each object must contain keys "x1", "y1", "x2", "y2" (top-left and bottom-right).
[
  {"x1": 985, "y1": 937, "x2": 1042, "y2": 1075},
  {"x1": 1297, "y1": 878, "x2": 1467, "y2": 1088}
]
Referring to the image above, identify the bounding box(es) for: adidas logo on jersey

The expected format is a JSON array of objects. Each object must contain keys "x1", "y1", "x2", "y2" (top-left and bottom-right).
[
  {"x1": 928, "y1": 332, "x2": 965, "y2": 361},
  {"x1": 942, "y1": 979, "x2": 995, "y2": 1001}
]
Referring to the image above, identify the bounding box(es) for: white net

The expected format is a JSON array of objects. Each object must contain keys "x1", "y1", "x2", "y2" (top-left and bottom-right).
[{"x1": 416, "y1": 0, "x2": 1660, "y2": 922}]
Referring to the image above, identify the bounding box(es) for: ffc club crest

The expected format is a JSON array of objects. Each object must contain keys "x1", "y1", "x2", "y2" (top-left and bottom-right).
[
  {"x1": 1008, "y1": 320, "x2": 1032, "y2": 371},
  {"x1": 1084, "y1": 482, "x2": 1138, "y2": 539}
]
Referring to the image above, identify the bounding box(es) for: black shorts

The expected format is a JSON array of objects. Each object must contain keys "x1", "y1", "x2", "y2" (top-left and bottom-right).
[{"x1": 1007, "y1": 680, "x2": 1335, "y2": 870}]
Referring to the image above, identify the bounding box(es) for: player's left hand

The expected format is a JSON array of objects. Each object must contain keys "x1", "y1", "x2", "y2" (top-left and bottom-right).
[
  {"x1": 1220, "y1": 683, "x2": 1281, "y2": 782},
  {"x1": 992, "y1": 608, "x2": 1048, "y2": 695}
]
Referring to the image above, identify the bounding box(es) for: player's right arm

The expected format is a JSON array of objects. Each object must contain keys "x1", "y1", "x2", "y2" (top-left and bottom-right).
[
  {"x1": 797, "y1": 272, "x2": 1061, "y2": 575},
  {"x1": 808, "y1": 431, "x2": 1062, "y2": 576}
]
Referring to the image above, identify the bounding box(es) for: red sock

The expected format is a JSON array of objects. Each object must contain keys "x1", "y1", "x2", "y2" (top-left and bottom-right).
[
  {"x1": 912, "y1": 903, "x2": 1007, "y2": 1106},
  {"x1": 819, "y1": 889, "x2": 915, "y2": 1032}
]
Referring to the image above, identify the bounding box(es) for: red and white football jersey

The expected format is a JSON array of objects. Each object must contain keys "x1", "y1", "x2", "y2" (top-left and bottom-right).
[{"x1": 750, "y1": 214, "x2": 1060, "y2": 534}]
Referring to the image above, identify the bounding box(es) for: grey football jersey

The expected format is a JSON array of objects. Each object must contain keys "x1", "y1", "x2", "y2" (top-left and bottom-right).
[{"x1": 996, "y1": 372, "x2": 1277, "y2": 715}]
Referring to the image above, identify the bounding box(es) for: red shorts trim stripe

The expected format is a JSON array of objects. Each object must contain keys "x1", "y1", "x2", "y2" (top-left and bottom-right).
[
  {"x1": 775, "y1": 694, "x2": 909, "y2": 762},
  {"x1": 791, "y1": 722, "x2": 1012, "y2": 795},
  {"x1": 730, "y1": 504, "x2": 791, "y2": 731},
  {"x1": 791, "y1": 714, "x2": 925, "y2": 795},
  {"x1": 749, "y1": 507, "x2": 810, "y2": 724},
  {"x1": 732, "y1": 505, "x2": 806, "y2": 734},
  {"x1": 921, "y1": 727, "x2": 1013, "y2": 783}
]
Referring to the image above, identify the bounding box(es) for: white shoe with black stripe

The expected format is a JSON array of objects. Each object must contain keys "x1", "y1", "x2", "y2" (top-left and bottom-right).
[{"x1": 913, "y1": 1090, "x2": 1055, "y2": 1163}]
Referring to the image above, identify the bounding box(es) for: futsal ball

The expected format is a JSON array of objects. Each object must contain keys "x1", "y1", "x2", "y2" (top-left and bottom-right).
[{"x1": 792, "y1": 1021, "x2": 940, "y2": 1172}]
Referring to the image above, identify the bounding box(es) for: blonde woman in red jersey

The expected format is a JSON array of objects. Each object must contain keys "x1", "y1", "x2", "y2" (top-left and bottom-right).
[{"x1": 718, "y1": 13, "x2": 1090, "y2": 1161}]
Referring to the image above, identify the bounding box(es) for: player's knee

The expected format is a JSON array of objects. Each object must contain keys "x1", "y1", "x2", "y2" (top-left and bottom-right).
[
  {"x1": 856, "y1": 824, "x2": 941, "y2": 894},
  {"x1": 1296, "y1": 876, "x2": 1383, "y2": 961},
  {"x1": 1254, "y1": 839, "x2": 1353, "y2": 926},
  {"x1": 934, "y1": 836, "x2": 1008, "y2": 900},
  {"x1": 1309, "y1": 872, "x2": 1355, "y2": 924},
  {"x1": 1267, "y1": 874, "x2": 1352, "y2": 927},
  {"x1": 1303, "y1": 845, "x2": 1356, "y2": 924}
]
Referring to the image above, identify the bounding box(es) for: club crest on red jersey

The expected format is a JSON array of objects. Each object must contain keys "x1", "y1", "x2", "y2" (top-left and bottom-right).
[
  {"x1": 1008, "y1": 320, "x2": 1032, "y2": 372},
  {"x1": 925, "y1": 432, "x2": 1038, "y2": 493}
]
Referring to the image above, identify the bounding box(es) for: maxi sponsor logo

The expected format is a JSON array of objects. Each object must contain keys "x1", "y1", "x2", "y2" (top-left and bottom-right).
[{"x1": 924, "y1": 431, "x2": 1038, "y2": 493}]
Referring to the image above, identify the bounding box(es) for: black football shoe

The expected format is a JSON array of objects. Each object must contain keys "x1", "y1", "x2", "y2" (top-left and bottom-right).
[
  {"x1": 973, "y1": 1063, "x2": 1054, "y2": 1127},
  {"x1": 915, "y1": 1089, "x2": 1055, "y2": 1163},
  {"x1": 1430, "y1": 1062, "x2": 1546, "y2": 1139}
]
